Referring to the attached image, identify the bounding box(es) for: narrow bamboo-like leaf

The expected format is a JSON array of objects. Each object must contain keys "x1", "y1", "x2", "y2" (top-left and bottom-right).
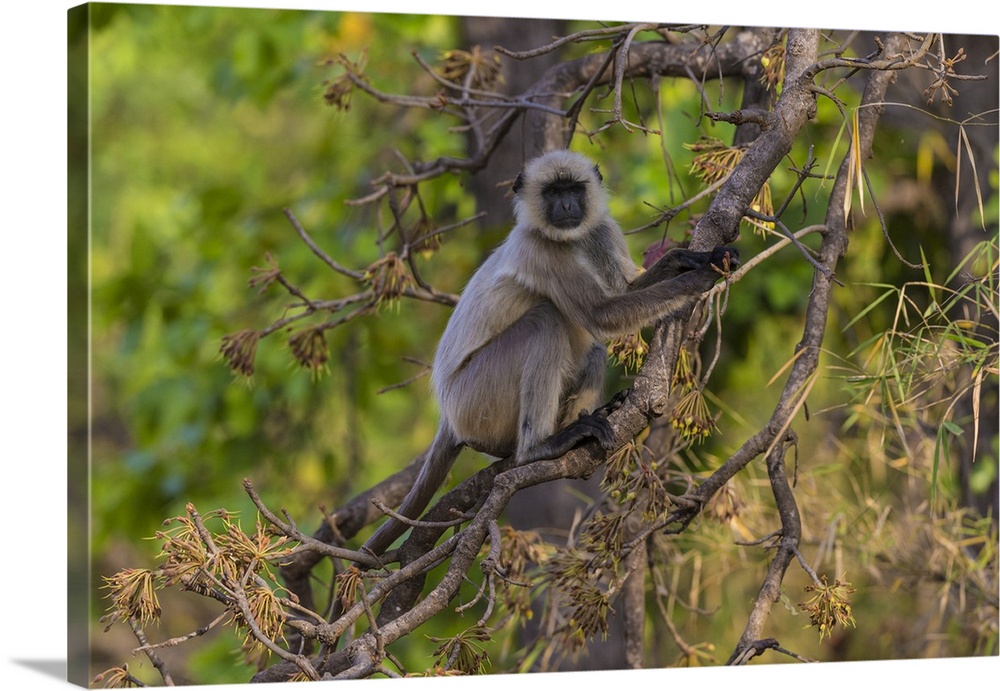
[
  {"x1": 852, "y1": 107, "x2": 865, "y2": 215},
  {"x1": 765, "y1": 346, "x2": 808, "y2": 388},
  {"x1": 822, "y1": 117, "x2": 849, "y2": 190},
  {"x1": 957, "y1": 124, "x2": 987, "y2": 230},
  {"x1": 942, "y1": 420, "x2": 964, "y2": 436},
  {"x1": 762, "y1": 369, "x2": 819, "y2": 461},
  {"x1": 972, "y1": 369, "x2": 982, "y2": 463},
  {"x1": 931, "y1": 423, "x2": 948, "y2": 506},
  {"x1": 919, "y1": 247, "x2": 938, "y2": 308},
  {"x1": 841, "y1": 285, "x2": 896, "y2": 332}
]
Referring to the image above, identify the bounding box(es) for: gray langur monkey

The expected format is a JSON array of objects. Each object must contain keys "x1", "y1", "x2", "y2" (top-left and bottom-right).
[{"x1": 362, "y1": 149, "x2": 738, "y2": 556}]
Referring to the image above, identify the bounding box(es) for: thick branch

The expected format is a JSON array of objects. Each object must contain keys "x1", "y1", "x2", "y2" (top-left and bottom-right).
[
  {"x1": 726, "y1": 433, "x2": 801, "y2": 664},
  {"x1": 636, "y1": 32, "x2": 905, "y2": 544},
  {"x1": 690, "y1": 29, "x2": 821, "y2": 251},
  {"x1": 523, "y1": 27, "x2": 777, "y2": 154}
]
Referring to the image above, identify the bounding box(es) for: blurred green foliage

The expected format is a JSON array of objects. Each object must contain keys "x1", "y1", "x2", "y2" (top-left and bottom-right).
[
  {"x1": 90, "y1": 4, "x2": 459, "y2": 543},
  {"x1": 87, "y1": 5, "x2": 499, "y2": 678},
  {"x1": 85, "y1": 4, "x2": 998, "y2": 683}
]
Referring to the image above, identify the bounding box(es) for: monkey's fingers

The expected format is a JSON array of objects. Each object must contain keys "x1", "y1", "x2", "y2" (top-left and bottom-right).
[
  {"x1": 599, "y1": 388, "x2": 631, "y2": 415},
  {"x1": 577, "y1": 411, "x2": 616, "y2": 450},
  {"x1": 709, "y1": 246, "x2": 740, "y2": 276}
]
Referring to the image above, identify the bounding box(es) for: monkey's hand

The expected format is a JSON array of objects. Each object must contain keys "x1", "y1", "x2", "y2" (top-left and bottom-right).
[
  {"x1": 668, "y1": 248, "x2": 718, "y2": 273},
  {"x1": 637, "y1": 246, "x2": 739, "y2": 288}
]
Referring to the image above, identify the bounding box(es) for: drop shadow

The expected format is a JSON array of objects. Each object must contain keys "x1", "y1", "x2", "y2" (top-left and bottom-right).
[{"x1": 11, "y1": 659, "x2": 66, "y2": 681}]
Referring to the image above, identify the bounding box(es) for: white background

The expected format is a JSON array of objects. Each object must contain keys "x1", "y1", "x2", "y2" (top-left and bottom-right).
[{"x1": 1, "y1": 1, "x2": 996, "y2": 690}]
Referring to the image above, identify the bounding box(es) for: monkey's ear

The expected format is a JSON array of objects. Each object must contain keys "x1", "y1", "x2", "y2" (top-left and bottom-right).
[
  {"x1": 512, "y1": 172, "x2": 525, "y2": 194},
  {"x1": 592, "y1": 164, "x2": 603, "y2": 182}
]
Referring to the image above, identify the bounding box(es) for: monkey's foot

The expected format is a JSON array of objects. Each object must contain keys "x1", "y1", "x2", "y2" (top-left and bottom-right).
[
  {"x1": 522, "y1": 411, "x2": 615, "y2": 464},
  {"x1": 599, "y1": 388, "x2": 631, "y2": 415}
]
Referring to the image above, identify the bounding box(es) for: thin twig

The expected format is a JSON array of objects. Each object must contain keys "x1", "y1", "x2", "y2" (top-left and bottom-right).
[
  {"x1": 495, "y1": 23, "x2": 667, "y2": 60},
  {"x1": 243, "y1": 479, "x2": 382, "y2": 567},
  {"x1": 128, "y1": 619, "x2": 175, "y2": 686},
  {"x1": 744, "y1": 210, "x2": 840, "y2": 282},
  {"x1": 370, "y1": 498, "x2": 472, "y2": 529},
  {"x1": 283, "y1": 208, "x2": 365, "y2": 280},
  {"x1": 861, "y1": 163, "x2": 921, "y2": 268},
  {"x1": 132, "y1": 611, "x2": 229, "y2": 654}
]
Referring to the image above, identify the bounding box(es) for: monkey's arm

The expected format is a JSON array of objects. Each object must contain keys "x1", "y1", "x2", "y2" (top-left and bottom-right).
[{"x1": 578, "y1": 246, "x2": 738, "y2": 337}]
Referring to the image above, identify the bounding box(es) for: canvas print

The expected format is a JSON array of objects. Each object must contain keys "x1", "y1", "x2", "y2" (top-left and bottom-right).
[{"x1": 68, "y1": 2, "x2": 999, "y2": 687}]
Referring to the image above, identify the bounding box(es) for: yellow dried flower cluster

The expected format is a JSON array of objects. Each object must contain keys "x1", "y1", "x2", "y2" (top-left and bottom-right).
[
  {"x1": 288, "y1": 327, "x2": 329, "y2": 376},
  {"x1": 364, "y1": 251, "x2": 414, "y2": 308},
  {"x1": 668, "y1": 347, "x2": 717, "y2": 443},
  {"x1": 99, "y1": 506, "x2": 297, "y2": 679},
  {"x1": 409, "y1": 217, "x2": 441, "y2": 258},
  {"x1": 799, "y1": 576, "x2": 857, "y2": 642},
  {"x1": 760, "y1": 43, "x2": 786, "y2": 92},
  {"x1": 669, "y1": 388, "x2": 717, "y2": 442},
  {"x1": 428, "y1": 625, "x2": 493, "y2": 675},
  {"x1": 437, "y1": 46, "x2": 503, "y2": 90},
  {"x1": 607, "y1": 330, "x2": 648, "y2": 373},
  {"x1": 101, "y1": 568, "x2": 161, "y2": 628},
  {"x1": 686, "y1": 136, "x2": 774, "y2": 236},
  {"x1": 322, "y1": 53, "x2": 367, "y2": 111},
  {"x1": 220, "y1": 328, "x2": 260, "y2": 378}
]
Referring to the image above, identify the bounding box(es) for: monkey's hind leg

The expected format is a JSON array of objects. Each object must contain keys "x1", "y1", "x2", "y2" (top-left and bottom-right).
[
  {"x1": 520, "y1": 342, "x2": 616, "y2": 465},
  {"x1": 559, "y1": 342, "x2": 606, "y2": 423}
]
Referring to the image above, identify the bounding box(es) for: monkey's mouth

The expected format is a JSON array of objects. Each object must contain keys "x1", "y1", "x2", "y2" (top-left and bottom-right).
[{"x1": 549, "y1": 216, "x2": 583, "y2": 230}]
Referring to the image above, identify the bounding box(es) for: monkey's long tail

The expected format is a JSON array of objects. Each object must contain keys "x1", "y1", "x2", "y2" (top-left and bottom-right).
[{"x1": 361, "y1": 425, "x2": 464, "y2": 557}]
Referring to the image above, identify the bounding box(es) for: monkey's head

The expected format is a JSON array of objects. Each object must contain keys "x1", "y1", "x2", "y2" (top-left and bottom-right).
[{"x1": 512, "y1": 150, "x2": 608, "y2": 242}]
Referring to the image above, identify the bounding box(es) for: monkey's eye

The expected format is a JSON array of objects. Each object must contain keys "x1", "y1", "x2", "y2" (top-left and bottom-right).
[{"x1": 543, "y1": 181, "x2": 584, "y2": 199}]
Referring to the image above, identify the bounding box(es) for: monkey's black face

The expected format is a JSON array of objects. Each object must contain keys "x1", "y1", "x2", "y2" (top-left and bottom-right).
[{"x1": 542, "y1": 178, "x2": 588, "y2": 229}]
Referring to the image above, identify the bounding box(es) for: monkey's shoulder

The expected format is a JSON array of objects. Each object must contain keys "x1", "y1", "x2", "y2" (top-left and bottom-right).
[
  {"x1": 441, "y1": 269, "x2": 539, "y2": 337},
  {"x1": 432, "y1": 271, "x2": 541, "y2": 383}
]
